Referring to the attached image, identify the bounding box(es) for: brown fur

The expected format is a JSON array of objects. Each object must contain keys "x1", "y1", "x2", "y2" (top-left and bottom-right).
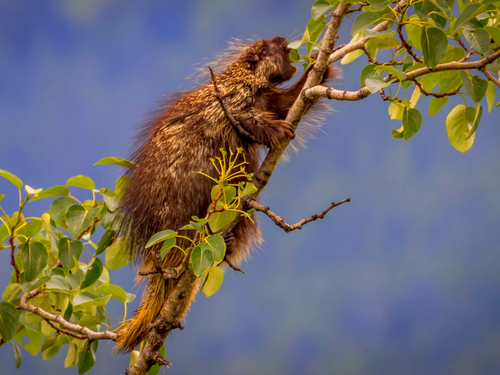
[{"x1": 115, "y1": 36, "x2": 336, "y2": 353}]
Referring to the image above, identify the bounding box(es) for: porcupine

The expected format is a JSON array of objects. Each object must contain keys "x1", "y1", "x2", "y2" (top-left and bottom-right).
[{"x1": 115, "y1": 36, "x2": 337, "y2": 352}]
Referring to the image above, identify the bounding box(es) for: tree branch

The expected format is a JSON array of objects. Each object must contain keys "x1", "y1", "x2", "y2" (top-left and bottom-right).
[
  {"x1": 481, "y1": 67, "x2": 500, "y2": 89},
  {"x1": 247, "y1": 198, "x2": 350, "y2": 233},
  {"x1": 307, "y1": 49, "x2": 500, "y2": 101},
  {"x1": 328, "y1": 1, "x2": 406, "y2": 64},
  {"x1": 17, "y1": 293, "x2": 117, "y2": 342},
  {"x1": 412, "y1": 79, "x2": 459, "y2": 98}
]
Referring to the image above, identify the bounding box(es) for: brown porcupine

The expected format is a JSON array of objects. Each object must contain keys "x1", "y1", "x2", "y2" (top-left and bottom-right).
[{"x1": 115, "y1": 36, "x2": 336, "y2": 353}]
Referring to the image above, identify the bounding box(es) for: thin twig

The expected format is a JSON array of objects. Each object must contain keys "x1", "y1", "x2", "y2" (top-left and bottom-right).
[
  {"x1": 397, "y1": 22, "x2": 423, "y2": 63},
  {"x1": 412, "y1": 78, "x2": 459, "y2": 97},
  {"x1": 209, "y1": 66, "x2": 259, "y2": 143},
  {"x1": 457, "y1": 38, "x2": 478, "y2": 62},
  {"x1": 480, "y1": 67, "x2": 500, "y2": 89},
  {"x1": 379, "y1": 89, "x2": 391, "y2": 101},
  {"x1": 347, "y1": 2, "x2": 369, "y2": 13},
  {"x1": 362, "y1": 46, "x2": 382, "y2": 65},
  {"x1": 246, "y1": 198, "x2": 350, "y2": 233},
  {"x1": 45, "y1": 319, "x2": 87, "y2": 340},
  {"x1": 76, "y1": 217, "x2": 100, "y2": 241},
  {"x1": 9, "y1": 238, "x2": 19, "y2": 283}
]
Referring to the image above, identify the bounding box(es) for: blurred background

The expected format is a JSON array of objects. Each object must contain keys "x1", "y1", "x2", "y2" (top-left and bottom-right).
[{"x1": 1, "y1": 0, "x2": 500, "y2": 374}]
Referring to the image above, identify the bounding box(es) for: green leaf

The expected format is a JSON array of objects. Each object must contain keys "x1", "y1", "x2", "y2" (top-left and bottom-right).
[
  {"x1": 388, "y1": 101, "x2": 405, "y2": 120},
  {"x1": 16, "y1": 219, "x2": 43, "y2": 239},
  {"x1": 3, "y1": 283, "x2": 22, "y2": 304},
  {"x1": 58, "y1": 238, "x2": 83, "y2": 268},
  {"x1": 66, "y1": 205, "x2": 99, "y2": 239},
  {"x1": 100, "y1": 206, "x2": 115, "y2": 230},
  {"x1": 415, "y1": 0, "x2": 437, "y2": 18},
  {"x1": 421, "y1": 27, "x2": 448, "y2": 68},
  {"x1": 365, "y1": 76, "x2": 397, "y2": 93},
  {"x1": 21, "y1": 241, "x2": 48, "y2": 282},
  {"x1": 45, "y1": 275, "x2": 73, "y2": 290},
  {"x1": 0, "y1": 169, "x2": 22, "y2": 189},
  {"x1": 31, "y1": 186, "x2": 70, "y2": 201},
  {"x1": 439, "y1": 70, "x2": 462, "y2": 93},
  {"x1": 446, "y1": 104, "x2": 476, "y2": 152},
  {"x1": 64, "y1": 343, "x2": 78, "y2": 368},
  {"x1": 96, "y1": 229, "x2": 117, "y2": 256},
  {"x1": 0, "y1": 302, "x2": 19, "y2": 342},
  {"x1": 126, "y1": 293, "x2": 136, "y2": 304},
  {"x1": 419, "y1": 73, "x2": 439, "y2": 93},
  {"x1": 63, "y1": 302, "x2": 73, "y2": 321},
  {"x1": 160, "y1": 238, "x2": 176, "y2": 260},
  {"x1": 205, "y1": 234, "x2": 226, "y2": 264},
  {"x1": 12, "y1": 341, "x2": 21, "y2": 369},
  {"x1": 99, "y1": 188, "x2": 120, "y2": 212},
  {"x1": 78, "y1": 314, "x2": 102, "y2": 328},
  {"x1": 49, "y1": 197, "x2": 76, "y2": 223},
  {"x1": 453, "y1": 3, "x2": 486, "y2": 32},
  {"x1": 341, "y1": 49, "x2": 364, "y2": 64},
  {"x1": 402, "y1": 107, "x2": 422, "y2": 140},
  {"x1": 430, "y1": 0, "x2": 452, "y2": 19},
  {"x1": 373, "y1": 65, "x2": 406, "y2": 81},
  {"x1": 42, "y1": 336, "x2": 62, "y2": 360},
  {"x1": 78, "y1": 340, "x2": 96, "y2": 374},
  {"x1": 410, "y1": 86, "x2": 421, "y2": 108},
  {"x1": 105, "y1": 237, "x2": 133, "y2": 270},
  {"x1": 360, "y1": 64, "x2": 377, "y2": 87},
  {"x1": 311, "y1": 0, "x2": 330, "y2": 20},
  {"x1": 287, "y1": 40, "x2": 302, "y2": 49},
  {"x1": 73, "y1": 292, "x2": 111, "y2": 308},
  {"x1": 429, "y1": 97, "x2": 448, "y2": 116},
  {"x1": 406, "y1": 23, "x2": 422, "y2": 50},
  {"x1": 351, "y1": 12, "x2": 384, "y2": 36},
  {"x1": 65, "y1": 175, "x2": 95, "y2": 191},
  {"x1": 485, "y1": 26, "x2": 500, "y2": 45},
  {"x1": 239, "y1": 182, "x2": 258, "y2": 198},
  {"x1": 93, "y1": 156, "x2": 135, "y2": 169},
  {"x1": 368, "y1": 0, "x2": 393, "y2": 11},
  {"x1": 208, "y1": 210, "x2": 238, "y2": 233},
  {"x1": 15, "y1": 328, "x2": 43, "y2": 356},
  {"x1": 201, "y1": 267, "x2": 224, "y2": 297},
  {"x1": 463, "y1": 29, "x2": 490, "y2": 54},
  {"x1": 402, "y1": 56, "x2": 414, "y2": 72},
  {"x1": 80, "y1": 258, "x2": 103, "y2": 289},
  {"x1": 191, "y1": 245, "x2": 214, "y2": 276},
  {"x1": 21, "y1": 275, "x2": 51, "y2": 293},
  {"x1": 95, "y1": 284, "x2": 128, "y2": 303},
  {"x1": 486, "y1": 81, "x2": 495, "y2": 113},
  {"x1": 145, "y1": 229, "x2": 177, "y2": 248},
  {"x1": 466, "y1": 103, "x2": 483, "y2": 139},
  {"x1": 366, "y1": 33, "x2": 399, "y2": 50},
  {"x1": 303, "y1": 16, "x2": 328, "y2": 55},
  {"x1": 441, "y1": 46, "x2": 466, "y2": 63},
  {"x1": 460, "y1": 71, "x2": 488, "y2": 103}
]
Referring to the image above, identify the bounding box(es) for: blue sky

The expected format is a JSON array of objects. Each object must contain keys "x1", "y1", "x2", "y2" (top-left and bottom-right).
[{"x1": 1, "y1": 1, "x2": 500, "y2": 374}]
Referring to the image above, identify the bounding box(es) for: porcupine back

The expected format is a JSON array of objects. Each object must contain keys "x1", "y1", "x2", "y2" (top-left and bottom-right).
[{"x1": 114, "y1": 41, "x2": 269, "y2": 353}]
